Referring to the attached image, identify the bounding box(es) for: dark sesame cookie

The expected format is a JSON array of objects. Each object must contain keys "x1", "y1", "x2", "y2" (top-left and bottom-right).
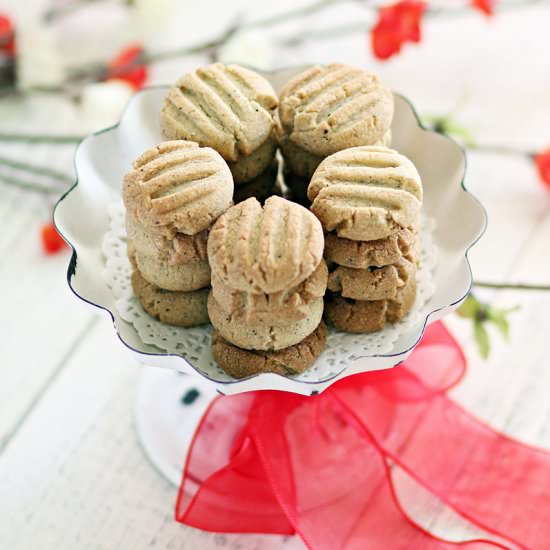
[{"x1": 212, "y1": 322, "x2": 327, "y2": 378}]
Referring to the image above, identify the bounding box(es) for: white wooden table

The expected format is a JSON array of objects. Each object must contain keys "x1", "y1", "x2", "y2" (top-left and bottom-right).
[{"x1": 1, "y1": 2, "x2": 550, "y2": 548}]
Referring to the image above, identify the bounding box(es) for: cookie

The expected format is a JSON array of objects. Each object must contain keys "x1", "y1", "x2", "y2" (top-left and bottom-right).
[
  {"x1": 282, "y1": 169, "x2": 310, "y2": 207},
  {"x1": 126, "y1": 213, "x2": 208, "y2": 263},
  {"x1": 132, "y1": 250, "x2": 211, "y2": 292},
  {"x1": 229, "y1": 134, "x2": 278, "y2": 184},
  {"x1": 324, "y1": 228, "x2": 419, "y2": 269},
  {"x1": 207, "y1": 196, "x2": 324, "y2": 294},
  {"x1": 277, "y1": 63, "x2": 393, "y2": 159},
  {"x1": 324, "y1": 276, "x2": 417, "y2": 333},
  {"x1": 131, "y1": 270, "x2": 209, "y2": 327},
  {"x1": 308, "y1": 146, "x2": 422, "y2": 241},
  {"x1": 233, "y1": 160, "x2": 279, "y2": 204},
  {"x1": 207, "y1": 292, "x2": 324, "y2": 351},
  {"x1": 122, "y1": 140, "x2": 233, "y2": 236},
  {"x1": 277, "y1": 121, "x2": 391, "y2": 180},
  {"x1": 211, "y1": 260, "x2": 328, "y2": 322},
  {"x1": 160, "y1": 63, "x2": 278, "y2": 183},
  {"x1": 327, "y1": 258, "x2": 416, "y2": 301},
  {"x1": 211, "y1": 322, "x2": 327, "y2": 378}
]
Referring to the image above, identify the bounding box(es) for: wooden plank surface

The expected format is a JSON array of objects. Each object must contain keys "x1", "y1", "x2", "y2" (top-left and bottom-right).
[{"x1": 1, "y1": 2, "x2": 550, "y2": 549}]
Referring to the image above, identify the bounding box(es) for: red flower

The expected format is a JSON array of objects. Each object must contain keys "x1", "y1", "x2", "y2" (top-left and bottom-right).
[
  {"x1": 0, "y1": 13, "x2": 15, "y2": 56},
  {"x1": 106, "y1": 44, "x2": 148, "y2": 90},
  {"x1": 534, "y1": 149, "x2": 550, "y2": 190},
  {"x1": 41, "y1": 222, "x2": 67, "y2": 255},
  {"x1": 471, "y1": 0, "x2": 495, "y2": 16},
  {"x1": 371, "y1": 1, "x2": 426, "y2": 60}
]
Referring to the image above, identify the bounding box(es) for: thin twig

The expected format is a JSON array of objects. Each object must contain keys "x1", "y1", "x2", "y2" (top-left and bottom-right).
[
  {"x1": 42, "y1": 0, "x2": 117, "y2": 23},
  {"x1": 0, "y1": 156, "x2": 74, "y2": 183},
  {"x1": 474, "y1": 281, "x2": 550, "y2": 291},
  {"x1": 0, "y1": 173, "x2": 64, "y2": 194},
  {"x1": 469, "y1": 144, "x2": 536, "y2": 158},
  {"x1": 0, "y1": 133, "x2": 84, "y2": 145}
]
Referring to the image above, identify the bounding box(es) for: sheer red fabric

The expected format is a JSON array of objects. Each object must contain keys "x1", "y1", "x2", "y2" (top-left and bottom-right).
[{"x1": 176, "y1": 322, "x2": 550, "y2": 549}]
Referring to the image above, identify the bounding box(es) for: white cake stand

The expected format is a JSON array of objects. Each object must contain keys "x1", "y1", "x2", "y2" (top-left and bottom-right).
[{"x1": 54, "y1": 66, "x2": 486, "y2": 486}]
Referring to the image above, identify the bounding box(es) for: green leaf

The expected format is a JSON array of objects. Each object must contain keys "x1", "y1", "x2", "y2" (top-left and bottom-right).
[
  {"x1": 457, "y1": 295, "x2": 481, "y2": 318},
  {"x1": 487, "y1": 310, "x2": 510, "y2": 341},
  {"x1": 474, "y1": 319, "x2": 490, "y2": 359},
  {"x1": 443, "y1": 123, "x2": 477, "y2": 147}
]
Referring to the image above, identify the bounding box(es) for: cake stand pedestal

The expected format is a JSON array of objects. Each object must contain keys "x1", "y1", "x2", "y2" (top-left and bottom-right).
[{"x1": 134, "y1": 367, "x2": 218, "y2": 486}]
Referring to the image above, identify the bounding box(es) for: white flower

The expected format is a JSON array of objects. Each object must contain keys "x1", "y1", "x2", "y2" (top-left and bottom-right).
[
  {"x1": 16, "y1": 24, "x2": 66, "y2": 91},
  {"x1": 132, "y1": 0, "x2": 175, "y2": 36},
  {"x1": 80, "y1": 80, "x2": 135, "y2": 133},
  {"x1": 218, "y1": 30, "x2": 275, "y2": 70}
]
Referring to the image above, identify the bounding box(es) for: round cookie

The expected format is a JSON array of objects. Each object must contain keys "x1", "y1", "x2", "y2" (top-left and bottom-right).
[
  {"x1": 133, "y1": 250, "x2": 210, "y2": 292},
  {"x1": 212, "y1": 322, "x2": 327, "y2": 378},
  {"x1": 211, "y1": 260, "x2": 328, "y2": 322},
  {"x1": 308, "y1": 146, "x2": 422, "y2": 241},
  {"x1": 122, "y1": 140, "x2": 233, "y2": 236},
  {"x1": 277, "y1": 63, "x2": 393, "y2": 160},
  {"x1": 282, "y1": 169, "x2": 310, "y2": 207},
  {"x1": 229, "y1": 134, "x2": 277, "y2": 184},
  {"x1": 160, "y1": 63, "x2": 278, "y2": 183},
  {"x1": 327, "y1": 258, "x2": 416, "y2": 301},
  {"x1": 233, "y1": 160, "x2": 279, "y2": 205},
  {"x1": 207, "y1": 195, "x2": 324, "y2": 294},
  {"x1": 132, "y1": 270, "x2": 209, "y2": 327},
  {"x1": 277, "y1": 122, "x2": 391, "y2": 180},
  {"x1": 207, "y1": 292, "x2": 324, "y2": 351},
  {"x1": 324, "y1": 228, "x2": 420, "y2": 269},
  {"x1": 126, "y1": 213, "x2": 208, "y2": 263},
  {"x1": 324, "y1": 276, "x2": 417, "y2": 333}
]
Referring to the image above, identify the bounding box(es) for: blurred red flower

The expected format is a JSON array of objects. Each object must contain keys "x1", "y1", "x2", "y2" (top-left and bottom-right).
[
  {"x1": 107, "y1": 44, "x2": 148, "y2": 90},
  {"x1": 41, "y1": 222, "x2": 67, "y2": 255},
  {"x1": 0, "y1": 13, "x2": 15, "y2": 56},
  {"x1": 371, "y1": 1, "x2": 426, "y2": 60},
  {"x1": 471, "y1": 0, "x2": 495, "y2": 16},
  {"x1": 534, "y1": 149, "x2": 550, "y2": 189}
]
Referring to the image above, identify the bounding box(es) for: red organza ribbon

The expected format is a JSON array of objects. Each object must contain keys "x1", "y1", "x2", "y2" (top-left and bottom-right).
[{"x1": 176, "y1": 322, "x2": 550, "y2": 549}]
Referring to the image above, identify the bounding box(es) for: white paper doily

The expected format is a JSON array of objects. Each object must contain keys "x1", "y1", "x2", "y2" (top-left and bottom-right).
[{"x1": 102, "y1": 202, "x2": 437, "y2": 383}]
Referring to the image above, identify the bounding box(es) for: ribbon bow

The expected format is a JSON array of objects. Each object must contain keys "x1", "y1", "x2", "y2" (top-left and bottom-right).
[{"x1": 176, "y1": 322, "x2": 550, "y2": 549}]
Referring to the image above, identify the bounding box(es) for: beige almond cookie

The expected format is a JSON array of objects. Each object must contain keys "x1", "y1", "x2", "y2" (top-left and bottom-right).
[
  {"x1": 277, "y1": 119, "x2": 391, "y2": 180},
  {"x1": 132, "y1": 249, "x2": 210, "y2": 292},
  {"x1": 208, "y1": 292, "x2": 324, "y2": 351},
  {"x1": 126, "y1": 213, "x2": 208, "y2": 263},
  {"x1": 207, "y1": 196, "x2": 324, "y2": 294},
  {"x1": 211, "y1": 260, "x2": 328, "y2": 322},
  {"x1": 132, "y1": 270, "x2": 209, "y2": 327},
  {"x1": 324, "y1": 228, "x2": 420, "y2": 269},
  {"x1": 308, "y1": 146, "x2": 422, "y2": 241},
  {"x1": 282, "y1": 169, "x2": 311, "y2": 207},
  {"x1": 233, "y1": 160, "x2": 279, "y2": 204},
  {"x1": 327, "y1": 258, "x2": 416, "y2": 301},
  {"x1": 122, "y1": 140, "x2": 233, "y2": 236},
  {"x1": 324, "y1": 276, "x2": 417, "y2": 333},
  {"x1": 278, "y1": 64, "x2": 393, "y2": 159},
  {"x1": 212, "y1": 322, "x2": 327, "y2": 378},
  {"x1": 160, "y1": 63, "x2": 278, "y2": 183}
]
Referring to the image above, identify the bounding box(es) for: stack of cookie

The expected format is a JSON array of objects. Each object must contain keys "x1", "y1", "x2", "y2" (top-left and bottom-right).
[
  {"x1": 122, "y1": 140, "x2": 233, "y2": 327},
  {"x1": 206, "y1": 196, "x2": 328, "y2": 378},
  {"x1": 276, "y1": 63, "x2": 393, "y2": 203},
  {"x1": 307, "y1": 146, "x2": 423, "y2": 333},
  {"x1": 160, "y1": 62, "x2": 280, "y2": 204}
]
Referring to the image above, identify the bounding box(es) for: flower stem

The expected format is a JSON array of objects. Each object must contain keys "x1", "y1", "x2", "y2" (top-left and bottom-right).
[
  {"x1": 468, "y1": 143, "x2": 535, "y2": 158},
  {"x1": 0, "y1": 172, "x2": 64, "y2": 194},
  {"x1": 474, "y1": 281, "x2": 550, "y2": 291},
  {"x1": 0, "y1": 133, "x2": 84, "y2": 144},
  {"x1": 0, "y1": 155, "x2": 74, "y2": 183}
]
